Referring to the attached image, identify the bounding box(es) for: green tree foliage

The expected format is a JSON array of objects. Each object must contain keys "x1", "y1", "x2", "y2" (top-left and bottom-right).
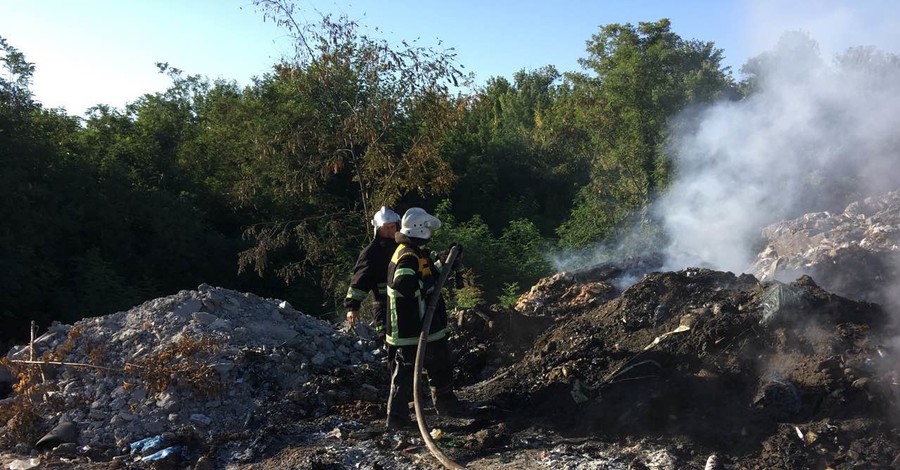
[
  {"x1": 238, "y1": 5, "x2": 469, "y2": 304},
  {"x1": 440, "y1": 66, "x2": 586, "y2": 236},
  {"x1": 557, "y1": 19, "x2": 739, "y2": 248},
  {"x1": 431, "y1": 201, "x2": 551, "y2": 304},
  {"x1": 0, "y1": 38, "x2": 247, "y2": 342}
]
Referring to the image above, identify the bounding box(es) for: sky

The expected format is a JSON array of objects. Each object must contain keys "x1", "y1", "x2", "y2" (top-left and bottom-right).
[{"x1": 2, "y1": 1, "x2": 899, "y2": 117}]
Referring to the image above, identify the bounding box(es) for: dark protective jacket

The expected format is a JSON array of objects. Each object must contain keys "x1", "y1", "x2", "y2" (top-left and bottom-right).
[
  {"x1": 385, "y1": 233, "x2": 448, "y2": 346},
  {"x1": 344, "y1": 237, "x2": 398, "y2": 333}
]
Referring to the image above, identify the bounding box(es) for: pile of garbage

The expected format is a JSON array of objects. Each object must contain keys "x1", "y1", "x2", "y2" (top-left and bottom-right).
[
  {"x1": 450, "y1": 254, "x2": 664, "y2": 386},
  {"x1": 467, "y1": 267, "x2": 900, "y2": 467},
  {"x1": 752, "y1": 190, "x2": 900, "y2": 304},
  {"x1": 515, "y1": 254, "x2": 662, "y2": 317},
  {"x1": 0, "y1": 284, "x2": 383, "y2": 465}
]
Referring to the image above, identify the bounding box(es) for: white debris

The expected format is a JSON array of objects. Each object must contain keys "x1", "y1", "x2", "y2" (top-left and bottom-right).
[{"x1": 3, "y1": 285, "x2": 381, "y2": 451}]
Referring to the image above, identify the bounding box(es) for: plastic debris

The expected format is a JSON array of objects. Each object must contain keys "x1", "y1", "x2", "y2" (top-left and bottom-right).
[
  {"x1": 644, "y1": 324, "x2": 691, "y2": 351},
  {"x1": 430, "y1": 428, "x2": 443, "y2": 440},
  {"x1": 704, "y1": 454, "x2": 723, "y2": 470},
  {"x1": 140, "y1": 445, "x2": 183, "y2": 462},
  {"x1": 129, "y1": 435, "x2": 166, "y2": 456},
  {"x1": 759, "y1": 282, "x2": 805, "y2": 326},
  {"x1": 653, "y1": 304, "x2": 669, "y2": 324},
  {"x1": 570, "y1": 379, "x2": 590, "y2": 404},
  {"x1": 754, "y1": 372, "x2": 801, "y2": 416},
  {"x1": 34, "y1": 420, "x2": 77, "y2": 450}
]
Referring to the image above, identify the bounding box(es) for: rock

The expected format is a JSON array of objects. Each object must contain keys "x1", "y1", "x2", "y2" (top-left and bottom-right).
[
  {"x1": 209, "y1": 318, "x2": 232, "y2": 331},
  {"x1": 752, "y1": 190, "x2": 900, "y2": 303},
  {"x1": 190, "y1": 413, "x2": 212, "y2": 427},
  {"x1": 192, "y1": 312, "x2": 218, "y2": 325},
  {"x1": 155, "y1": 393, "x2": 177, "y2": 412},
  {"x1": 50, "y1": 442, "x2": 77, "y2": 456},
  {"x1": 704, "y1": 454, "x2": 723, "y2": 470},
  {"x1": 311, "y1": 352, "x2": 327, "y2": 366},
  {"x1": 7, "y1": 458, "x2": 41, "y2": 470},
  {"x1": 194, "y1": 455, "x2": 215, "y2": 470},
  {"x1": 0, "y1": 284, "x2": 403, "y2": 455},
  {"x1": 172, "y1": 298, "x2": 203, "y2": 318}
]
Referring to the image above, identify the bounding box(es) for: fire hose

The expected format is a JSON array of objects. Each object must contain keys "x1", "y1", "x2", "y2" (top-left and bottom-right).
[{"x1": 413, "y1": 244, "x2": 464, "y2": 470}]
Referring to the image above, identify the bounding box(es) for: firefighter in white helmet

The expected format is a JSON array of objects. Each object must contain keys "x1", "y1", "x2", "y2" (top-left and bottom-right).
[
  {"x1": 384, "y1": 207, "x2": 462, "y2": 429},
  {"x1": 345, "y1": 206, "x2": 401, "y2": 341}
]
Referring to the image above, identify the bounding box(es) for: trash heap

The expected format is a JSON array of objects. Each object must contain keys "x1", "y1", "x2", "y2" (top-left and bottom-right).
[
  {"x1": 515, "y1": 254, "x2": 662, "y2": 316},
  {"x1": 0, "y1": 284, "x2": 382, "y2": 462},
  {"x1": 451, "y1": 254, "x2": 663, "y2": 386},
  {"x1": 752, "y1": 189, "x2": 900, "y2": 304},
  {"x1": 469, "y1": 268, "x2": 900, "y2": 468}
]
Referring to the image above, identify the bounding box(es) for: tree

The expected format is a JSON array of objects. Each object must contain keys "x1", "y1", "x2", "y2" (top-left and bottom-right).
[
  {"x1": 239, "y1": 3, "x2": 469, "y2": 306},
  {"x1": 440, "y1": 66, "x2": 584, "y2": 236},
  {"x1": 557, "y1": 19, "x2": 738, "y2": 248}
]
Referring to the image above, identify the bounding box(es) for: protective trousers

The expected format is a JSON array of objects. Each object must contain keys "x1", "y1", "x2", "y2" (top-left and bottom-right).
[{"x1": 386, "y1": 338, "x2": 453, "y2": 422}]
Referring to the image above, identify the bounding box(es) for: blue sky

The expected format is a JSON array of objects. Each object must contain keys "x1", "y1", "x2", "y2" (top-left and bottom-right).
[{"x1": 1, "y1": 0, "x2": 898, "y2": 117}]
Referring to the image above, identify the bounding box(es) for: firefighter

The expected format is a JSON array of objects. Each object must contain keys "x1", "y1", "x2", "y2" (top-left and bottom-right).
[
  {"x1": 345, "y1": 206, "x2": 401, "y2": 342},
  {"x1": 385, "y1": 207, "x2": 461, "y2": 429}
]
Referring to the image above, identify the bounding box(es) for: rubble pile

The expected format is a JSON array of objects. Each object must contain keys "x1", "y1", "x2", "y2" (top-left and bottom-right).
[
  {"x1": 1, "y1": 284, "x2": 382, "y2": 461},
  {"x1": 752, "y1": 190, "x2": 900, "y2": 304},
  {"x1": 468, "y1": 268, "x2": 900, "y2": 468},
  {"x1": 515, "y1": 254, "x2": 662, "y2": 316},
  {"x1": 449, "y1": 306, "x2": 553, "y2": 385},
  {"x1": 451, "y1": 254, "x2": 664, "y2": 386}
]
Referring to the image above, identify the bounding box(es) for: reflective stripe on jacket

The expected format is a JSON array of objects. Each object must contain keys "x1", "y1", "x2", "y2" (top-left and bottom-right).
[{"x1": 385, "y1": 242, "x2": 448, "y2": 346}]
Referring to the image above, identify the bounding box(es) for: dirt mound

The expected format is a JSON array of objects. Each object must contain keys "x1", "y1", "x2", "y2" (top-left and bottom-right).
[
  {"x1": 468, "y1": 268, "x2": 900, "y2": 467},
  {"x1": 752, "y1": 189, "x2": 900, "y2": 305},
  {"x1": 451, "y1": 254, "x2": 663, "y2": 386},
  {"x1": 450, "y1": 305, "x2": 553, "y2": 385}
]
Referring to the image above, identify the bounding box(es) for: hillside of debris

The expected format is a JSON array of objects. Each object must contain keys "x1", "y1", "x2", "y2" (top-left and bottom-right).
[
  {"x1": 752, "y1": 189, "x2": 900, "y2": 306},
  {"x1": 0, "y1": 284, "x2": 387, "y2": 467},
  {"x1": 466, "y1": 267, "x2": 899, "y2": 467}
]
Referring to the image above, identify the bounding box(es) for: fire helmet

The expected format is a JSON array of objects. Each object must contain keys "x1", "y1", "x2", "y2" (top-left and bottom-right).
[
  {"x1": 371, "y1": 206, "x2": 401, "y2": 235},
  {"x1": 400, "y1": 207, "x2": 441, "y2": 240}
]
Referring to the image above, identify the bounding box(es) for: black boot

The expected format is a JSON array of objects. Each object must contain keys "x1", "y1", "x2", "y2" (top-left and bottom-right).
[
  {"x1": 431, "y1": 387, "x2": 462, "y2": 417},
  {"x1": 386, "y1": 413, "x2": 415, "y2": 431}
]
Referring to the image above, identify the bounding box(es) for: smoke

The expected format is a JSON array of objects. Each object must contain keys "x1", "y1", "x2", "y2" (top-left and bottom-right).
[{"x1": 659, "y1": 32, "x2": 900, "y2": 274}]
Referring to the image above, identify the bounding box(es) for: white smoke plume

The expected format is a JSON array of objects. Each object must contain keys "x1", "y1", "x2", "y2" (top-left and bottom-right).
[{"x1": 659, "y1": 32, "x2": 900, "y2": 274}]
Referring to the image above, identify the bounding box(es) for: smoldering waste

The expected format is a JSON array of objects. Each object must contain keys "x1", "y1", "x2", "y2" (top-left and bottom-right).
[
  {"x1": 465, "y1": 268, "x2": 900, "y2": 468},
  {"x1": 753, "y1": 189, "x2": 900, "y2": 305}
]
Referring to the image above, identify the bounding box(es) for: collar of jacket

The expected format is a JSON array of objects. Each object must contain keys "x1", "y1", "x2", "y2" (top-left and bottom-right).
[
  {"x1": 377, "y1": 236, "x2": 398, "y2": 250},
  {"x1": 394, "y1": 232, "x2": 429, "y2": 248}
]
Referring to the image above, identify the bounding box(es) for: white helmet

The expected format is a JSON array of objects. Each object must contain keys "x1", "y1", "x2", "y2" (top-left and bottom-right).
[
  {"x1": 400, "y1": 207, "x2": 441, "y2": 240},
  {"x1": 371, "y1": 206, "x2": 401, "y2": 235}
]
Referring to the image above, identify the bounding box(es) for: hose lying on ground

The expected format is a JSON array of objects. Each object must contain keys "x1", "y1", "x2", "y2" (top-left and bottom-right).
[{"x1": 413, "y1": 245, "x2": 464, "y2": 470}]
